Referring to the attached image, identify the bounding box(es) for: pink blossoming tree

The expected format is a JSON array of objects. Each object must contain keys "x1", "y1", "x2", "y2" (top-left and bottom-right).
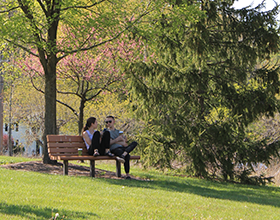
[{"x1": 21, "y1": 31, "x2": 144, "y2": 134}]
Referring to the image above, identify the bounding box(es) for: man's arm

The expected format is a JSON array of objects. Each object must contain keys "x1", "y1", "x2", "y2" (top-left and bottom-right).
[
  {"x1": 110, "y1": 136, "x2": 128, "y2": 147},
  {"x1": 114, "y1": 140, "x2": 128, "y2": 147},
  {"x1": 110, "y1": 135, "x2": 124, "y2": 144}
]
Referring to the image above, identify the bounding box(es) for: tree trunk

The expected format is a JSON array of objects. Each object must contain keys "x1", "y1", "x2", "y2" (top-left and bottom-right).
[
  {"x1": 42, "y1": 2, "x2": 60, "y2": 164},
  {"x1": 43, "y1": 55, "x2": 57, "y2": 164},
  {"x1": 0, "y1": 74, "x2": 3, "y2": 155},
  {"x1": 8, "y1": 84, "x2": 13, "y2": 156},
  {"x1": 78, "y1": 99, "x2": 85, "y2": 135}
]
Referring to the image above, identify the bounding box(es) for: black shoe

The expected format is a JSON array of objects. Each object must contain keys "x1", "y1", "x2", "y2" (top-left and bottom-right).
[
  {"x1": 125, "y1": 175, "x2": 131, "y2": 180},
  {"x1": 105, "y1": 151, "x2": 114, "y2": 157}
]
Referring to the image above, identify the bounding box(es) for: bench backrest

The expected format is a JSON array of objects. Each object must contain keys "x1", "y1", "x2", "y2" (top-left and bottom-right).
[{"x1": 47, "y1": 135, "x2": 88, "y2": 157}]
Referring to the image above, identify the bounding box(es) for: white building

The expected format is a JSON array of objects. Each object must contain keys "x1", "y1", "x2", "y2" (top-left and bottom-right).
[{"x1": 3, "y1": 122, "x2": 43, "y2": 157}]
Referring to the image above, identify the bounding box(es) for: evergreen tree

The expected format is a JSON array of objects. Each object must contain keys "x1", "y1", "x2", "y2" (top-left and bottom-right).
[{"x1": 126, "y1": 0, "x2": 280, "y2": 183}]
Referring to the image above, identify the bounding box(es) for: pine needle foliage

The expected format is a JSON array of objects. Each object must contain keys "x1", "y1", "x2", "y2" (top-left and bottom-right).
[{"x1": 125, "y1": 0, "x2": 280, "y2": 184}]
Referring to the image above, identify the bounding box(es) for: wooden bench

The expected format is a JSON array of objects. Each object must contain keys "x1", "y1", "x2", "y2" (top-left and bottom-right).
[{"x1": 47, "y1": 135, "x2": 140, "y2": 177}]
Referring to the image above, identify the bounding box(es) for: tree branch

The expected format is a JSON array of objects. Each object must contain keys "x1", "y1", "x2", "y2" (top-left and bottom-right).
[
  {"x1": 83, "y1": 76, "x2": 121, "y2": 101},
  {"x1": 57, "y1": 4, "x2": 152, "y2": 61},
  {"x1": 56, "y1": 99, "x2": 79, "y2": 118},
  {"x1": 29, "y1": 74, "x2": 44, "y2": 94},
  {"x1": 16, "y1": 0, "x2": 48, "y2": 69},
  {"x1": 36, "y1": 0, "x2": 47, "y2": 16},
  {"x1": 60, "y1": 0, "x2": 106, "y2": 11},
  {"x1": 0, "y1": 6, "x2": 20, "y2": 13},
  {"x1": 30, "y1": 74, "x2": 79, "y2": 118},
  {"x1": 4, "y1": 39, "x2": 39, "y2": 57}
]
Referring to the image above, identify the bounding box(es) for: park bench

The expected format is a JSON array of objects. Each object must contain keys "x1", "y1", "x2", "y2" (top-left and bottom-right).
[{"x1": 47, "y1": 135, "x2": 140, "y2": 177}]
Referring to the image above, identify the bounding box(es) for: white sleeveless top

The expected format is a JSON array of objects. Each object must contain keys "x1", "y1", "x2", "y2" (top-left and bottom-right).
[{"x1": 84, "y1": 130, "x2": 95, "y2": 150}]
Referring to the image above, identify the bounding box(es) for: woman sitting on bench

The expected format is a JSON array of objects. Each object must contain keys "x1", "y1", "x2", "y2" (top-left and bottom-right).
[{"x1": 82, "y1": 117, "x2": 114, "y2": 157}]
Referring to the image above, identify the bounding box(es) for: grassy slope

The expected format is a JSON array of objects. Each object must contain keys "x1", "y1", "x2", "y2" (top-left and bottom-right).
[{"x1": 0, "y1": 156, "x2": 280, "y2": 220}]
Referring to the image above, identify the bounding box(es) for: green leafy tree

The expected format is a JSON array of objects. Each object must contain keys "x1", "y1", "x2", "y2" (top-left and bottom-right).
[
  {"x1": 0, "y1": 0, "x2": 154, "y2": 163},
  {"x1": 126, "y1": 0, "x2": 280, "y2": 184}
]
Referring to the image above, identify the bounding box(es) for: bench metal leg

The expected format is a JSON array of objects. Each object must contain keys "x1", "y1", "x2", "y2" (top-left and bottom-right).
[
  {"x1": 63, "y1": 160, "x2": 68, "y2": 175},
  {"x1": 116, "y1": 160, "x2": 121, "y2": 177},
  {"x1": 90, "y1": 160, "x2": 95, "y2": 177}
]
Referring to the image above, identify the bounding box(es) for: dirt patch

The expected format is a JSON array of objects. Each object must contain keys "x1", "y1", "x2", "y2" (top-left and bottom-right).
[
  {"x1": 0, "y1": 160, "x2": 143, "y2": 180},
  {"x1": 3, "y1": 160, "x2": 279, "y2": 185}
]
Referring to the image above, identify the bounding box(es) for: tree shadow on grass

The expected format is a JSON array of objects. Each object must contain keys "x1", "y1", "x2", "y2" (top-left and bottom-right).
[
  {"x1": 0, "y1": 202, "x2": 98, "y2": 219},
  {"x1": 99, "y1": 175, "x2": 280, "y2": 208}
]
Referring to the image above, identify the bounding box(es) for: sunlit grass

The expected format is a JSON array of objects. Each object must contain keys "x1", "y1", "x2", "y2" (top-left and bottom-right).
[
  {"x1": 0, "y1": 156, "x2": 280, "y2": 219},
  {"x1": 0, "y1": 155, "x2": 41, "y2": 165}
]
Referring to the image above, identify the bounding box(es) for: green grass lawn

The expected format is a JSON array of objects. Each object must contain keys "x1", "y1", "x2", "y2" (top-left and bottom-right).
[{"x1": 0, "y1": 156, "x2": 280, "y2": 219}]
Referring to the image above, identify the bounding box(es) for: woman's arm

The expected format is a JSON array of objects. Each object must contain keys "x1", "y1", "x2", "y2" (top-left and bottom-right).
[{"x1": 82, "y1": 131, "x2": 91, "y2": 146}]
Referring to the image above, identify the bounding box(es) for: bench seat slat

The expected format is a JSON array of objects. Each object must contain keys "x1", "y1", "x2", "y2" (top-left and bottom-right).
[
  {"x1": 48, "y1": 143, "x2": 86, "y2": 148},
  {"x1": 50, "y1": 155, "x2": 141, "y2": 161},
  {"x1": 48, "y1": 153, "x2": 87, "y2": 156},
  {"x1": 48, "y1": 148, "x2": 87, "y2": 154}
]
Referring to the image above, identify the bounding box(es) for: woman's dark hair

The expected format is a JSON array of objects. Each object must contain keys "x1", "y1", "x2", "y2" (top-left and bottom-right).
[{"x1": 83, "y1": 117, "x2": 96, "y2": 132}]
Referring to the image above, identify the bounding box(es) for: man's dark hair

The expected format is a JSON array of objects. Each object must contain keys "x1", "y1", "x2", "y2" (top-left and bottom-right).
[{"x1": 106, "y1": 115, "x2": 115, "y2": 120}]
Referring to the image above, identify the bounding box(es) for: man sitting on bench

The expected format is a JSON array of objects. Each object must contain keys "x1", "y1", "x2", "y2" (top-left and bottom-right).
[{"x1": 105, "y1": 115, "x2": 138, "y2": 179}]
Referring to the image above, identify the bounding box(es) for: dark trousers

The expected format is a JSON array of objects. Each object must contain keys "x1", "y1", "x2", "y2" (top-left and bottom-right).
[
  {"x1": 88, "y1": 131, "x2": 110, "y2": 155},
  {"x1": 111, "y1": 141, "x2": 137, "y2": 174}
]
